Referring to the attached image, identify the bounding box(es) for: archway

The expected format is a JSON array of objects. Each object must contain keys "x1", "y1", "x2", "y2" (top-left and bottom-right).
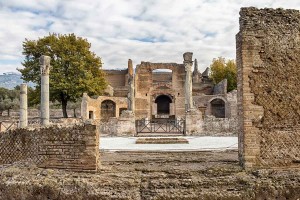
[
  {"x1": 101, "y1": 100, "x2": 116, "y2": 120},
  {"x1": 155, "y1": 95, "x2": 172, "y2": 115},
  {"x1": 210, "y1": 98, "x2": 225, "y2": 118}
]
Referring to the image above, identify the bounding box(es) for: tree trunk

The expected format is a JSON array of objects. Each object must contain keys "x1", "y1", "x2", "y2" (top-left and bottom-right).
[
  {"x1": 73, "y1": 108, "x2": 77, "y2": 118},
  {"x1": 7, "y1": 109, "x2": 10, "y2": 117},
  {"x1": 61, "y1": 93, "x2": 68, "y2": 118}
]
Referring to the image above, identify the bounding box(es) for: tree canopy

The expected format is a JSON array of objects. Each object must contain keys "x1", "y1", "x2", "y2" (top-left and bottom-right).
[
  {"x1": 19, "y1": 33, "x2": 107, "y2": 117},
  {"x1": 209, "y1": 57, "x2": 237, "y2": 92}
]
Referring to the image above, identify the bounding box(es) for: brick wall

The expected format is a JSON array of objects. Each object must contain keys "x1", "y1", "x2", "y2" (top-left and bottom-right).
[
  {"x1": 104, "y1": 70, "x2": 127, "y2": 87},
  {"x1": 237, "y1": 7, "x2": 300, "y2": 169},
  {"x1": 0, "y1": 124, "x2": 99, "y2": 172}
]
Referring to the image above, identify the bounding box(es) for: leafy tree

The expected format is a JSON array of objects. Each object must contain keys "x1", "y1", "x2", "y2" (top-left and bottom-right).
[
  {"x1": 0, "y1": 87, "x2": 20, "y2": 116},
  {"x1": 19, "y1": 33, "x2": 107, "y2": 118},
  {"x1": 209, "y1": 57, "x2": 237, "y2": 92}
]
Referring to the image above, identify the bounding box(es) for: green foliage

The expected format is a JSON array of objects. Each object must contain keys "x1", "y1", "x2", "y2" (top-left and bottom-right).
[
  {"x1": 0, "y1": 87, "x2": 20, "y2": 116},
  {"x1": 18, "y1": 33, "x2": 107, "y2": 117},
  {"x1": 27, "y1": 86, "x2": 39, "y2": 108},
  {"x1": 209, "y1": 57, "x2": 237, "y2": 92}
]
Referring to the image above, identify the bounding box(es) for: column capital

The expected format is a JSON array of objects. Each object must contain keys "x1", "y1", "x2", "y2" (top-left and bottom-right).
[
  {"x1": 183, "y1": 52, "x2": 193, "y2": 62},
  {"x1": 40, "y1": 55, "x2": 51, "y2": 75}
]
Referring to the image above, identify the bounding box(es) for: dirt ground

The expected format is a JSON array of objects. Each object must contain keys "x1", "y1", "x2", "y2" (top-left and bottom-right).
[{"x1": 0, "y1": 150, "x2": 300, "y2": 200}]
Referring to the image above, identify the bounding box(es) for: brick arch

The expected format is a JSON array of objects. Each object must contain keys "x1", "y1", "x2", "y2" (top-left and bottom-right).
[
  {"x1": 152, "y1": 93, "x2": 174, "y2": 101},
  {"x1": 100, "y1": 99, "x2": 116, "y2": 121}
]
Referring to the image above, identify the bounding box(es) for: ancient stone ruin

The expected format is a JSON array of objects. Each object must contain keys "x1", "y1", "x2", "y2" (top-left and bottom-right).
[
  {"x1": 81, "y1": 52, "x2": 238, "y2": 136},
  {"x1": 237, "y1": 7, "x2": 300, "y2": 169},
  {"x1": 0, "y1": 6, "x2": 300, "y2": 200}
]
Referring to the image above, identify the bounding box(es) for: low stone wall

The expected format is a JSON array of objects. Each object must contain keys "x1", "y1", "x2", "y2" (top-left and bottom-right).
[
  {"x1": 202, "y1": 116, "x2": 238, "y2": 136},
  {"x1": 2, "y1": 108, "x2": 81, "y2": 118},
  {"x1": 0, "y1": 124, "x2": 99, "y2": 172},
  {"x1": 0, "y1": 118, "x2": 83, "y2": 132}
]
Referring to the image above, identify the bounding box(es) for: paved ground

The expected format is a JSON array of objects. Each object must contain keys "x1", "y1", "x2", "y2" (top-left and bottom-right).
[{"x1": 100, "y1": 136, "x2": 238, "y2": 151}]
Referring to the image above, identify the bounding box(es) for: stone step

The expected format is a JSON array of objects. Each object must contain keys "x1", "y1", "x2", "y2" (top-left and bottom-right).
[{"x1": 136, "y1": 137, "x2": 189, "y2": 144}]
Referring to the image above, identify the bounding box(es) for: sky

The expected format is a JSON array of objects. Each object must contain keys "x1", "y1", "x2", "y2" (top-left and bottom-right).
[{"x1": 0, "y1": 0, "x2": 299, "y2": 74}]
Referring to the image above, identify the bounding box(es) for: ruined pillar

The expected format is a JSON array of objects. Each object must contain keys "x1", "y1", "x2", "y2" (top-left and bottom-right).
[
  {"x1": 128, "y1": 59, "x2": 135, "y2": 111},
  {"x1": 183, "y1": 52, "x2": 193, "y2": 111},
  {"x1": 19, "y1": 83, "x2": 28, "y2": 128},
  {"x1": 40, "y1": 55, "x2": 51, "y2": 126},
  {"x1": 192, "y1": 59, "x2": 201, "y2": 83}
]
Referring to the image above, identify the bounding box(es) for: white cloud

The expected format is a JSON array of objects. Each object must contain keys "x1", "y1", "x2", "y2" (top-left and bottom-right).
[{"x1": 0, "y1": 0, "x2": 300, "y2": 74}]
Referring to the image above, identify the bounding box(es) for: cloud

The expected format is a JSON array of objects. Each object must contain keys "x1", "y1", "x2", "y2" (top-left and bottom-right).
[{"x1": 0, "y1": 0, "x2": 300, "y2": 74}]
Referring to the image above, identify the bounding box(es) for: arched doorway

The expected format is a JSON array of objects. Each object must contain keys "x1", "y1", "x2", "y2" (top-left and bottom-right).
[
  {"x1": 155, "y1": 95, "x2": 172, "y2": 115},
  {"x1": 101, "y1": 100, "x2": 116, "y2": 120},
  {"x1": 210, "y1": 98, "x2": 225, "y2": 118}
]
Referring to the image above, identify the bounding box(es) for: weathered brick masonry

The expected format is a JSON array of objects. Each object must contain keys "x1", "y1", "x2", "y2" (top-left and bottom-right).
[
  {"x1": 237, "y1": 7, "x2": 300, "y2": 169},
  {"x1": 0, "y1": 124, "x2": 99, "y2": 172}
]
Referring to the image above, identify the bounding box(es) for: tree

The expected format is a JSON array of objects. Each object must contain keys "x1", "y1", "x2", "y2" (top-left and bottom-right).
[
  {"x1": 19, "y1": 33, "x2": 107, "y2": 118},
  {"x1": 0, "y1": 87, "x2": 19, "y2": 116},
  {"x1": 209, "y1": 57, "x2": 237, "y2": 92}
]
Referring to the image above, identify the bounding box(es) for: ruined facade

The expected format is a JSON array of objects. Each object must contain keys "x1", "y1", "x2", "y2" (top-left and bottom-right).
[
  {"x1": 81, "y1": 53, "x2": 237, "y2": 135},
  {"x1": 237, "y1": 7, "x2": 300, "y2": 169}
]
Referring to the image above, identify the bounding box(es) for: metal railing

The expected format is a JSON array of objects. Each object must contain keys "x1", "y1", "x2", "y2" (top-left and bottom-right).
[{"x1": 136, "y1": 119, "x2": 185, "y2": 135}]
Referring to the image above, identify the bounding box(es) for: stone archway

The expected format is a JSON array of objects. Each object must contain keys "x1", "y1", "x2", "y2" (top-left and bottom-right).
[
  {"x1": 154, "y1": 95, "x2": 172, "y2": 115},
  {"x1": 206, "y1": 97, "x2": 228, "y2": 118},
  {"x1": 101, "y1": 100, "x2": 116, "y2": 120}
]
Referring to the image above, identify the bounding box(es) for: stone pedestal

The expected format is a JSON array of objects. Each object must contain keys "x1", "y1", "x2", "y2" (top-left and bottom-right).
[
  {"x1": 19, "y1": 83, "x2": 28, "y2": 128},
  {"x1": 116, "y1": 110, "x2": 136, "y2": 136},
  {"x1": 185, "y1": 108, "x2": 203, "y2": 135},
  {"x1": 40, "y1": 55, "x2": 51, "y2": 126}
]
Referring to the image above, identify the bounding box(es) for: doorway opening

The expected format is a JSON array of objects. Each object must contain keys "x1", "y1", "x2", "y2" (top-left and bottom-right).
[{"x1": 155, "y1": 95, "x2": 172, "y2": 115}]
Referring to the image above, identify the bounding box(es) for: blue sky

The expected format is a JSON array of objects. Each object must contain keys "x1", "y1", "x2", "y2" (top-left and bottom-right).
[{"x1": 0, "y1": 0, "x2": 299, "y2": 74}]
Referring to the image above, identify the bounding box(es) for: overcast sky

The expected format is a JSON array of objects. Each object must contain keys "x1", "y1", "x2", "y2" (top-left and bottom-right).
[{"x1": 0, "y1": 0, "x2": 299, "y2": 74}]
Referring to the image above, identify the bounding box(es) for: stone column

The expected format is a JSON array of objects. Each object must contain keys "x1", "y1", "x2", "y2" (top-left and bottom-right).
[
  {"x1": 19, "y1": 83, "x2": 28, "y2": 128},
  {"x1": 40, "y1": 55, "x2": 51, "y2": 126},
  {"x1": 128, "y1": 59, "x2": 135, "y2": 111},
  {"x1": 183, "y1": 52, "x2": 193, "y2": 111}
]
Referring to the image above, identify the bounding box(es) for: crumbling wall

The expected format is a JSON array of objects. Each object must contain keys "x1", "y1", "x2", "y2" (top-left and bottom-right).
[
  {"x1": 213, "y1": 79, "x2": 227, "y2": 95},
  {"x1": 237, "y1": 7, "x2": 300, "y2": 169},
  {"x1": 202, "y1": 116, "x2": 238, "y2": 136},
  {"x1": 0, "y1": 124, "x2": 99, "y2": 172}
]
